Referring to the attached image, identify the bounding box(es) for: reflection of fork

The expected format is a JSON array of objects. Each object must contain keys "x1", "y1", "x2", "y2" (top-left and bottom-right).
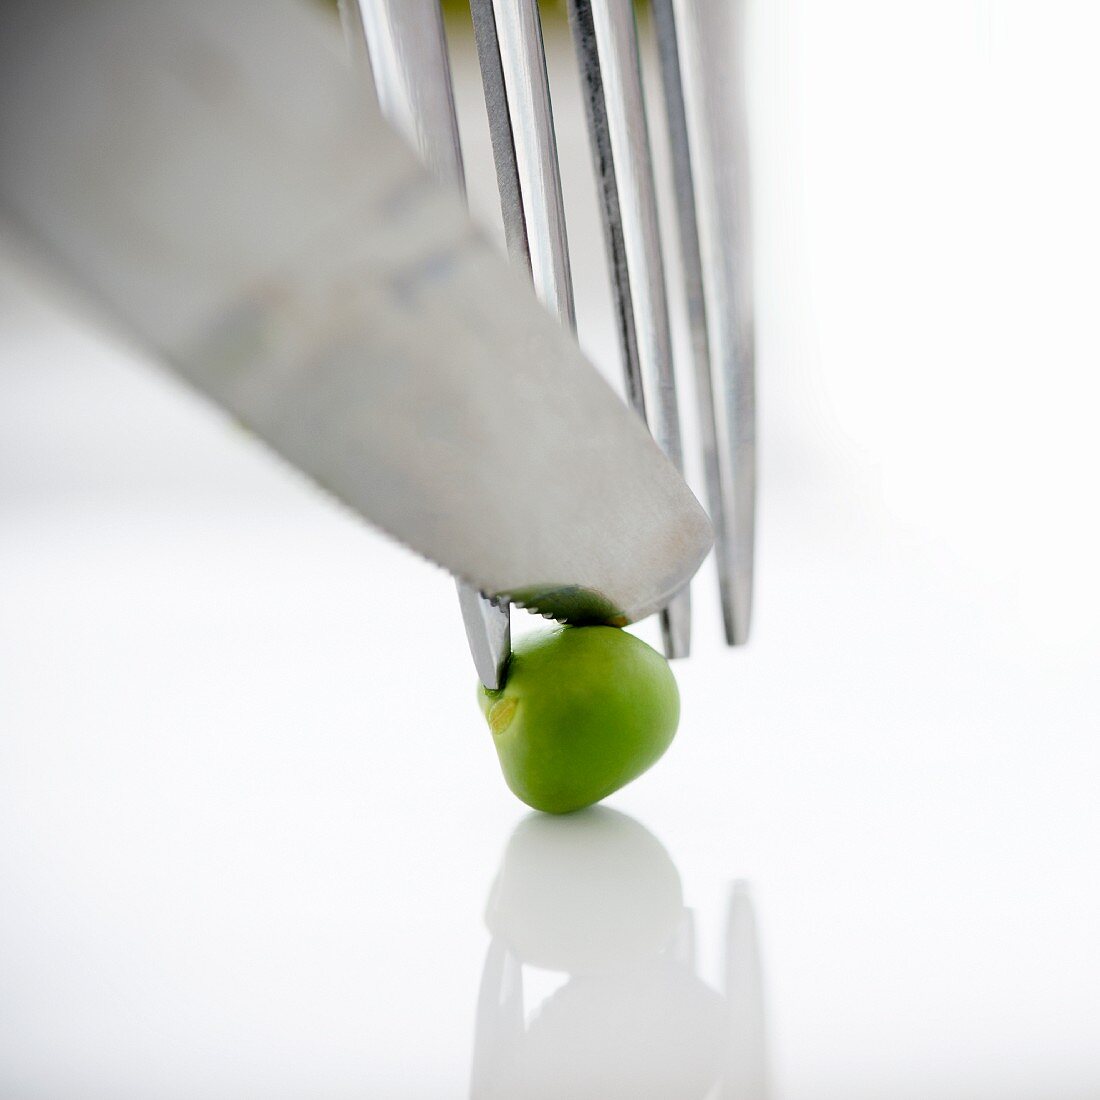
[
  {"x1": 470, "y1": 810, "x2": 769, "y2": 1099},
  {"x1": 348, "y1": 0, "x2": 755, "y2": 685},
  {"x1": 723, "y1": 882, "x2": 769, "y2": 1100}
]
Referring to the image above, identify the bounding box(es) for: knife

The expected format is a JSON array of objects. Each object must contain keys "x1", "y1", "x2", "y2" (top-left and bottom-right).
[{"x1": 0, "y1": 0, "x2": 712, "y2": 633}]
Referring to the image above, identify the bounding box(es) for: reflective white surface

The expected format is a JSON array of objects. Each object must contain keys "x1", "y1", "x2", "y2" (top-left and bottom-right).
[
  {"x1": 3, "y1": 2, "x2": 1100, "y2": 1096},
  {"x1": 471, "y1": 811, "x2": 765, "y2": 1100}
]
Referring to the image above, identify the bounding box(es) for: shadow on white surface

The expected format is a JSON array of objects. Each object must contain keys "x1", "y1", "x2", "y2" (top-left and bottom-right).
[{"x1": 471, "y1": 808, "x2": 768, "y2": 1100}]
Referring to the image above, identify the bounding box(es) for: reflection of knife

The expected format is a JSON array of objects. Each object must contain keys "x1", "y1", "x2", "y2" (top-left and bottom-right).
[{"x1": 0, "y1": 0, "x2": 711, "y2": 642}]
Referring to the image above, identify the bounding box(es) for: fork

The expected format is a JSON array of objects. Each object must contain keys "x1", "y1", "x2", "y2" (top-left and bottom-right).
[{"x1": 341, "y1": 0, "x2": 755, "y2": 685}]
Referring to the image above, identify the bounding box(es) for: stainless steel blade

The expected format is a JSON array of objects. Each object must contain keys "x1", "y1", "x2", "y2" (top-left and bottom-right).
[{"x1": 0, "y1": 0, "x2": 712, "y2": 628}]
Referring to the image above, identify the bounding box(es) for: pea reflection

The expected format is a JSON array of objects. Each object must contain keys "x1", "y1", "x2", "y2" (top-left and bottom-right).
[{"x1": 471, "y1": 808, "x2": 769, "y2": 1100}]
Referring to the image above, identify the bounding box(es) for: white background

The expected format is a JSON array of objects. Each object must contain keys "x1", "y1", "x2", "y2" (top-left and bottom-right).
[{"x1": 2, "y1": 2, "x2": 1099, "y2": 1097}]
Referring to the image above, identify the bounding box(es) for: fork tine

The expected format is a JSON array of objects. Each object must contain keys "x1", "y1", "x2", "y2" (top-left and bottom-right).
[
  {"x1": 565, "y1": 2, "x2": 644, "y2": 417},
  {"x1": 465, "y1": 0, "x2": 574, "y2": 681},
  {"x1": 670, "y1": 0, "x2": 756, "y2": 645},
  {"x1": 353, "y1": 0, "x2": 465, "y2": 192},
  {"x1": 469, "y1": 0, "x2": 531, "y2": 269},
  {"x1": 337, "y1": 0, "x2": 376, "y2": 89},
  {"x1": 566, "y1": 0, "x2": 692, "y2": 659},
  {"x1": 649, "y1": 0, "x2": 728, "y2": 645},
  {"x1": 351, "y1": 0, "x2": 511, "y2": 689},
  {"x1": 478, "y1": 0, "x2": 576, "y2": 330}
]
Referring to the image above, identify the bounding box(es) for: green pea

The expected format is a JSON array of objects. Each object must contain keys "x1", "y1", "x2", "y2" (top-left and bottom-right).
[{"x1": 478, "y1": 625, "x2": 680, "y2": 814}]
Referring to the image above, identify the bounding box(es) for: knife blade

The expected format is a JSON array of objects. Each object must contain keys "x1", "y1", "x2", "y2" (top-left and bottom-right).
[{"x1": 0, "y1": 0, "x2": 712, "y2": 627}]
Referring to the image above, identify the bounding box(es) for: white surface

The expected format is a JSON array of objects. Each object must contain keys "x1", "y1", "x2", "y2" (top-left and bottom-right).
[{"x1": 3, "y1": 2, "x2": 1100, "y2": 1097}]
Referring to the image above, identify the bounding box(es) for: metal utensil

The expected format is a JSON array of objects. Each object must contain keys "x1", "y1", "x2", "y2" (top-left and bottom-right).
[
  {"x1": 346, "y1": 0, "x2": 756, "y2": 676},
  {"x1": 351, "y1": 0, "x2": 581, "y2": 685},
  {"x1": 654, "y1": 0, "x2": 756, "y2": 646},
  {"x1": 0, "y1": 0, "x2": 712, "y2": 639},
  {"x1": 566, "y1": 0, "x2": 693, "y2": 658},
  {"x1": 349, "y1": 0, "x2": 512, "y2": 688}
]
